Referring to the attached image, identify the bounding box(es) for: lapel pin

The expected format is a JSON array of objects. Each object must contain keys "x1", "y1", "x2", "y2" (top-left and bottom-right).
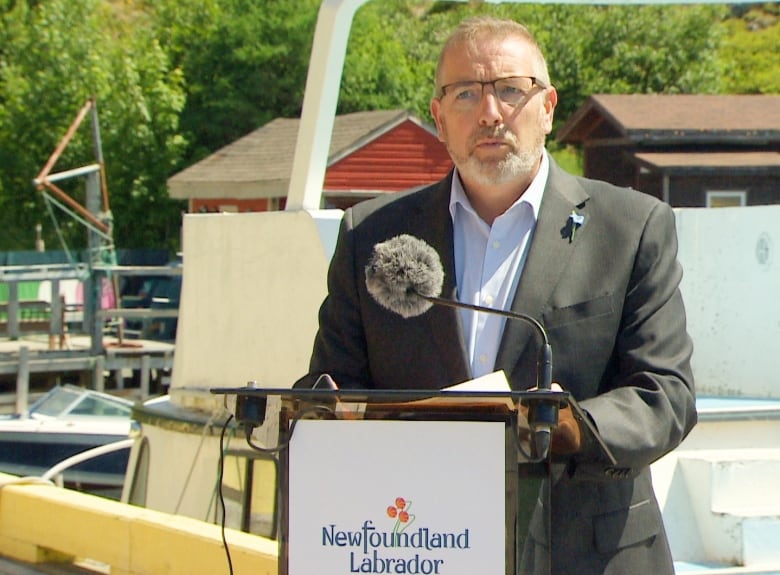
[{"x1": 568, "y1": 210, "x2": 585, "y2": 242}]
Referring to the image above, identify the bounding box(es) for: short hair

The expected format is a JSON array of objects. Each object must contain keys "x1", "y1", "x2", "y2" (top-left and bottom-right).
[{"x1": 435, "y1": 16, "x2": 550, "y2": 94}]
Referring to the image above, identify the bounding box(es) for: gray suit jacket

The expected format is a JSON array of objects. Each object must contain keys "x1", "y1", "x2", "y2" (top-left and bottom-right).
[{"x1": 303, "y1": 157, "x2": 696, "y2": 574}]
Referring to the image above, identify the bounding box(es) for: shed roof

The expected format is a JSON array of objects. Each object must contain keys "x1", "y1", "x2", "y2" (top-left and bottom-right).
[
  {"x1": 557, "y1": 94, "x2": 780, "y2": 144},
  {"x1": 633, "y1": 151, "x2": 780, "y2": 174},
  {"x1": 168, "y1": 109, "x2": 432, "y2": 200}
]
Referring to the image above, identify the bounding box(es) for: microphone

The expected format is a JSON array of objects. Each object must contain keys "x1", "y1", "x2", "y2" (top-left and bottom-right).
[{"x1": 365, "y1": 234, "x2": 557, "y2": 459}]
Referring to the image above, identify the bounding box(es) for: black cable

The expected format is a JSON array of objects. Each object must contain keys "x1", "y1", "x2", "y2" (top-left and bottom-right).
[
  {"x1": 218, "y1": 413, "x2": 234, "y2": 575},
  {"x1": 510, "y1": 422, "x2": 545, "y2": 463}
]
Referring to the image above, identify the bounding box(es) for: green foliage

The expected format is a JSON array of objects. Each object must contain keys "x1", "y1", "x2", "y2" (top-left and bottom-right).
[
  {"x1": 549, "y1": 5, "x2": 727, "y2": 125},
  {"x1": 719, "y1": 8, "x2": 780, "y2": 94},
  {"x1": 572, "y1": 5, "x2": 725, "y2": 91},
  {"x1": 145, "y1": 0, "x2": 320, "y2": 164},
  {"x1": 340, "y1": 2, "x2": 424, "y2": 115},
  {"x1": 343, "y1": 2, "x2": 729, "y2": 128},
  {"x1": 549, "y1": 145, "x2": 583, "y2": 176},
  {"x1": 1, "y1": 0, "x2": 103, "y2": 250},
  {"x1": 341, "y1": 0, "x2": 472, "y2": 120},
  {"x1": 0, "y1": 0, "x2": 186, "y2": 252},
  {"x1": 99, "y1": 29, "x2": 188, "y2": 250},
  {"x1": 1, "y1": 0, "x2": 776, "y2": 252}
]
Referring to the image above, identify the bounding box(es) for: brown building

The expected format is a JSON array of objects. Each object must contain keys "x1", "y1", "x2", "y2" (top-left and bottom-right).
[
  {"x1": 556, "y1": 94, "x2": 780, "y2": 207},
  {"x1": 167, "y1": 109, "x2": 452, "y2": 212}
]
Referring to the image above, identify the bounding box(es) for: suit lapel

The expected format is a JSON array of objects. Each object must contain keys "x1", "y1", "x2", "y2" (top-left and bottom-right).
[
  {"x1": 495, "y1": 159, "x2": 590, "y2": 385},
  {"x1": 404, "y1": 161, "x2": 590, "y2": 388}
]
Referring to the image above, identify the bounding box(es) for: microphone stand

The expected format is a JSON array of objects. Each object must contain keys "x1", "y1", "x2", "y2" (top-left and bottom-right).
[
  {"x1": 422, "y1": 293, "x2": 559, "y2": 575},
  {"x1": 420, "y1": 294, "x2": 558, "y2": 460}
]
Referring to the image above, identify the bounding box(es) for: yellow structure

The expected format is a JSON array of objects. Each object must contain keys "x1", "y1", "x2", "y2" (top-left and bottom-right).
[{"x1": 0, "y1": 473, "x2": 278, "y2": 575}]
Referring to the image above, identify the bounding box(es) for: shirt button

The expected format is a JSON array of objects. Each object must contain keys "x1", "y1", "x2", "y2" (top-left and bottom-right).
[
  {"x1": 479, "y1": 354, "x2": 488, "y2": 364},
  {"x1": 492, "y1": 240, "x2": 501, "y2": 249},
  {"x1": 484, "y1": 295, "x2": 494, "y2": 306}
]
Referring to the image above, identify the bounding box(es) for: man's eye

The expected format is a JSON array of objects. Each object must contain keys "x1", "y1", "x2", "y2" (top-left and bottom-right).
[
  {"x1": 497, "y1": 85, "x2": 522, "y2": 98},
  {"x1": 453, "y1": 88, "x2": 478, "y2": 101}
]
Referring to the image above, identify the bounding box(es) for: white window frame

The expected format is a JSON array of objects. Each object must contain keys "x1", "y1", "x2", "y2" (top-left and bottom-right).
[{"x1": 706, "y1": 190, "x2": 747, "y2": 208}]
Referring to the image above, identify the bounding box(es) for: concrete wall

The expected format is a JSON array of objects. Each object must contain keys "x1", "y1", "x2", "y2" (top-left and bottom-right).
[
  {"x1": 171, "y1": 210, "x2": 336, "y2": 397},
  {"x1": 170, "y1": 205, "x2": 780, "y2": 400},
  {"x1": 675, "y1": 205, "x2": 780, "y2": 398}
]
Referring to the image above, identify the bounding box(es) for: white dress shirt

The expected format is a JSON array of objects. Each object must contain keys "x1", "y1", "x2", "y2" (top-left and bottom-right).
[{"x1": 448, "y1": 152, "x2": 549, "y2": 378}]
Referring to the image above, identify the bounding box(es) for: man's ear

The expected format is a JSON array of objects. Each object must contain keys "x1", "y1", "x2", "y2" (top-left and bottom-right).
[
  {"x1": 430, "y1": 97, "x2": 445, "y2": 142},
  {"x1": 543, "y1": 86, "x2": 558, "y2": 134}
]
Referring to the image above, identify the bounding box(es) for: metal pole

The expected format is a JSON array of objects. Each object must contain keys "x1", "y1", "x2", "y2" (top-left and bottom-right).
[
  {"x1": 140, "y1": 354, "x2": 151, "y2": 398},
  {"x1": 86, "y1": 171, "x2": 104, "y2": 357},
  {"x1": 8, "y1": 283, "x2": 20, "y2": 339},
  {"x1": 35, "y1": 99, "x2": 93, "y2": 184},
  {"x1": 89, "y1": 98, "x2": 111, "y2": 213},
  {"x1": 93, "y1": 354, "x2": 105, "y2": 392},
  {"x1": 50, "y1": 278, "x2": 63, "y2": 349},
  {"x1": 15, "y1": 346, "x2": 30, "y2": 416}
]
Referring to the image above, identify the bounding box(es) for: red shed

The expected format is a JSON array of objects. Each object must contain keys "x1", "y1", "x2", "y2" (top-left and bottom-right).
[{"x1": 167, "y1": 109, "x2": 452, "y2": 213}]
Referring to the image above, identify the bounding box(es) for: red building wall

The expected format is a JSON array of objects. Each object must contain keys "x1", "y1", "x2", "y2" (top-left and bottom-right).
[{"x1": 324, "y1": 120, "x2": 452, "y2": 192}]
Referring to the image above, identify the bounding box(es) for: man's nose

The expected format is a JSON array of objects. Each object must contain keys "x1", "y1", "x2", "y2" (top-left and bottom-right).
[{"x1": 478, "y1": 86, "x2": 503, "y2": 126}]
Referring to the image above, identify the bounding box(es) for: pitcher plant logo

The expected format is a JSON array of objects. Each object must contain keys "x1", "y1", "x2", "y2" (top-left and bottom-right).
[
  {"x1": 320, "y1": 494, "x2": 471, "y2": 573},
  {"x1": 387, "y1": 496, "x2": 416, "y2": 535}
]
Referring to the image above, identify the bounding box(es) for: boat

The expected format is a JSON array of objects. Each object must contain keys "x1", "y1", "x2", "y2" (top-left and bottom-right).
[{"x1": 0, "y1": 384, "x2": 137, "y2": 499}]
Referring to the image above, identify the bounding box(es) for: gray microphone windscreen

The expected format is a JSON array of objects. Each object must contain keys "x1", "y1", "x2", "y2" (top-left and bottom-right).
[{"x1": 365, "y1": 234, "x2": 444, "y2": 318}]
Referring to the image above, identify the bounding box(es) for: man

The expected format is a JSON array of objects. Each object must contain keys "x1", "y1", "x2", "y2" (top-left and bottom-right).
[{"x1": 298, "y1": 16, "x2": 696, "y2": 575}]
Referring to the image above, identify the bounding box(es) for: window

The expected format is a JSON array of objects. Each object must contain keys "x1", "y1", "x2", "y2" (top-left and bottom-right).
[{"x1": 706, "y1": 190, "x2": 746, "y2": 208}]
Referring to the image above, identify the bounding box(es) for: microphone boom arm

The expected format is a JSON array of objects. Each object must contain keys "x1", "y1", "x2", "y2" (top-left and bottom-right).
[
  {"x1": 420, "y1": 294, "x2": 553, "y2": 391},
  {"x1": 420, "y1": 293, "x2": 557, "y2": 460},
  {"x1": 422, "y1": 295, "x2": 546, "y2": 341},
  {"x1": 364, "y1": 234, "x2": 558, "y2": 459}
]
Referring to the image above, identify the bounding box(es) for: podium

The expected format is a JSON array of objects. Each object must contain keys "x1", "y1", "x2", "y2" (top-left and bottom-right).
[{"x1": 211, "y1": 384, "x2": 614, "y2": 575}]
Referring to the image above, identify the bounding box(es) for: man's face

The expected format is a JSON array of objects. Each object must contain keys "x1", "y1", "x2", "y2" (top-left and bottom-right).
[{"x1": 430, "y1": 35, "x2": 557, "y2": 189}]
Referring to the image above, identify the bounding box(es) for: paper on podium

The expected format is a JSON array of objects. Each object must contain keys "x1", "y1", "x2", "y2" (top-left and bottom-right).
[
  {"x1": 328, "y1": 371, "x2": 515, "y2": 419},
  {"x1": 404, "y1": 370, "x2": 517, "y2": 410},
  {"x1": 451, "y1": 376, "x2": 618, "y2": 465},
  {"x1": 445, "y1": 370, "x2": 512, "y2": 393}
]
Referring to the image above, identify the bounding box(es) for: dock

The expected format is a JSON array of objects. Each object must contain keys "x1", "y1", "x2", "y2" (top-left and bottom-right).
[
  {"x1": 0, "y1": 259, "x2": 181, "y2": 412},
  {"x1": 0, "y1": 334, "x2": 174, "y2": 414}
]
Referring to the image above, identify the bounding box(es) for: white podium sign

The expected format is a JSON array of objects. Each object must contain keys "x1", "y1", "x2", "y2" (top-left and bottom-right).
[{"x1": 288, "y1": 419, "x2": 505, "y2": 575}]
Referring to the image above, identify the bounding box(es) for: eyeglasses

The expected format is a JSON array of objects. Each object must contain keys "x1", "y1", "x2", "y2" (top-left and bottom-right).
[{"x1": 438, "y1": 76, "x2": 547, "y2": 109}]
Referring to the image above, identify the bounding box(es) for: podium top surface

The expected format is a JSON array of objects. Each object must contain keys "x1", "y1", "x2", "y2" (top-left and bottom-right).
[
  {"x1": 210, "y1": 385, "x2": 615, "y2": 464},
  {"x1": 209, "y1": 385, "x2": 569, "y2": 404}
]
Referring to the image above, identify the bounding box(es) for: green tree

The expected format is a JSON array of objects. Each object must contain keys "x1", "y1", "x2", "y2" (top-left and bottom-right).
[
  {"x1": 341, "y1": 2, "x2": 725, "y2": 137},
  {"x1": 719, "y1": 6, "x2": 780, "y2": 94},
  {"x1": 0, "y1": 0, "x2": 765, "y2": 254},
  {"x1": 340, "y1": 0, "x2": 470, "y2": 119},
  {"x1": 146, "y1": 0, "x2": 321, "y2": 164},
  {"x1": 340, "y1": 2, "x2": 424, "y2": 115},
  {"x1": 0, "y1": 0, "x2": 186, "y2": 252}
]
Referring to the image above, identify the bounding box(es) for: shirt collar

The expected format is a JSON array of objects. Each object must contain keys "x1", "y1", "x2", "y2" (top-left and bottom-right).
[{"x1": 449, "y1": 150, "x2": 549, "y2": 224}]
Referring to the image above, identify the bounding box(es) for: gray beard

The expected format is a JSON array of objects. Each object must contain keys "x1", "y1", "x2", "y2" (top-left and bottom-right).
[{"x1": 459, "y1": 144, "x2": 543, "y2": 187}]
